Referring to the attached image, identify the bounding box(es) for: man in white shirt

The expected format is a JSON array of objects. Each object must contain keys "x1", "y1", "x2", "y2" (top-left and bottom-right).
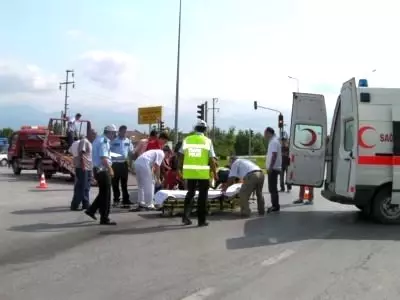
[
  {"x1": 265, "y1": 127, "x2": 282, "y2": 213},
  {"x1": 66, "y1": 113, "x2": 82, "y2": 149},
  {"x1": 223, "y1": 157, "x2": 265, "y2": 217},
  {"x1": 68, "y1": 137, "x2": 80, "y2": 157},
  {"x1": 133, "y1": 146, "x2": 171, "y2": 210}
]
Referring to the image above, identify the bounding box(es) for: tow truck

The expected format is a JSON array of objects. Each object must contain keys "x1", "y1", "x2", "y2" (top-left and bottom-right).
[
  {"x1": 37, "y1": 118, "x2": 95, "y2": 180},
  {"x1": 8, "y1": 126, "x2": 54, "y2": 176},
  {"x1": 8, "y1": 119, "x2": 94, "y2": 180}
]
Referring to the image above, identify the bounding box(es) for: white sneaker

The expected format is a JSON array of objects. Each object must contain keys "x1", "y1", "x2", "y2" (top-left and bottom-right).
[{"x1": 147, "y1": 204, "x2": 156, "y2": 210}]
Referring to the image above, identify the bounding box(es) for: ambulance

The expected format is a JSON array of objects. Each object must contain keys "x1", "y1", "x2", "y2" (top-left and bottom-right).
[{"x1": 287, "y1": 78, "x2": 400, "y2": 224}]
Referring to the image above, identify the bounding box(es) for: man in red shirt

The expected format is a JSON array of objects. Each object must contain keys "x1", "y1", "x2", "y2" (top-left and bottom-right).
[{"x1": 146, "y1": 131, "x2": 169, "y2": 150}]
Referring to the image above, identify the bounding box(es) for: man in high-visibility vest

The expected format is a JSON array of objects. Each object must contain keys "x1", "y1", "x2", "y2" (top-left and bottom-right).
[{"x1": 178, "y1": 120, "x2": 218, "y2": 227}]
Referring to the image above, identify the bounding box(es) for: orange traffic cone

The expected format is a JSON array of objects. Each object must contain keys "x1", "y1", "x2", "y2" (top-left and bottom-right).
[{"x1": 37, "y1": 173, "x2": 48, "y2": 189}]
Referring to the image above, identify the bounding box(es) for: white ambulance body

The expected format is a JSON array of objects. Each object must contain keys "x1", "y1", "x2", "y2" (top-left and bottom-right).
[{"x1": 287, "y1": 78, "x2": 400, "y2": 224}]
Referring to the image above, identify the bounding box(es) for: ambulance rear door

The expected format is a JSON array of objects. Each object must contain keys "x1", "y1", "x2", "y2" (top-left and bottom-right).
[
  {"x1": 334, "y1": 78, "x2": 358, "y2": 198},
  {"x1": 287, "y1": 93, "x2": 327, "y2": 187}
]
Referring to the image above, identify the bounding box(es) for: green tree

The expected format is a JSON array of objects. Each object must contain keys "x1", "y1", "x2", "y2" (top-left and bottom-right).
[
  {"x1": 210, "y1": 127, "x2": 236, "y2": 159},
  {"x1": 234, "y1": 129, "x2": 249, "y2": 155},
  {"x1": 251, "y1": 133, "x2": 267, "y2": 155},
  {"x1": 0, "y1": 127, "x2": 14, "y2": 138}
]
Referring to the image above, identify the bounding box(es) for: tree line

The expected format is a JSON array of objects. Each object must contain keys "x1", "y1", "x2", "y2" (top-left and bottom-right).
[
  {"x1": 0, "y1": 126, "x2": 268, "y2": 158},
  {"x1": 166, "y1": 127, "x2": 267, "y2": 158}
]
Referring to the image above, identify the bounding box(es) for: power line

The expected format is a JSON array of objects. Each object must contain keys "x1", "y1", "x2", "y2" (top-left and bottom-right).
[{"x1": 59, "y1": 70, "x2": 75, "y2": 118}]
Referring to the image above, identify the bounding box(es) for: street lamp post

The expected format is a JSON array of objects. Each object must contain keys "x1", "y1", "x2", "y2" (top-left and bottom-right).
[
  {"x1": 288, "y1": 76, "x2": 299, "y2": 92},
  {"x1": 173, "y1": 0, "x2": 182, "y2": 145}
]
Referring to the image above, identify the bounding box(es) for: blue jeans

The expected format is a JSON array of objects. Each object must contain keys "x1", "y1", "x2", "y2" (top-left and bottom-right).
[{"x1": 71, "y1": 168, "x2": 92, "y2": 209}]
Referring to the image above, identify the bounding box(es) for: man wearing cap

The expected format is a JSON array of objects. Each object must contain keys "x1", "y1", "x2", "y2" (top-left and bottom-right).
[
  {"x1": 179, "y1": 120, "x2": 218, "y2": 227},
  {"x1": 110, "y1": 125, "x2": 134, "y2": 208},
  {"x1": 223, "y1": 157, "x2": 265, "y2": 217},
  {"x1": 85, "y1": 124, "x2": 117, "y2": 225},
  {"x1": 264, "y1": 127, "x2": 282, "y2": 213}
]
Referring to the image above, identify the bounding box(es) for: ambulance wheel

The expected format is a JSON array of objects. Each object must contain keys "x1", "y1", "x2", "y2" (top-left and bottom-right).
[{"x1": 372, "y1": 187, "x2": 400, "y2": 224}]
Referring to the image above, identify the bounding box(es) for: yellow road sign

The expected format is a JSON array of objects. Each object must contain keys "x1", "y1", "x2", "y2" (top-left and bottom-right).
[{"x1": 138, "y1": 106, "x2": 163, "y2": 125}]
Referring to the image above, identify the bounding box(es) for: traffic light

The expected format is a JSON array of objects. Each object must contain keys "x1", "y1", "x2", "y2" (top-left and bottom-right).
[
  {"x1": 159, "y1": 120, "x2": 165, "y2": 131},
  {"x1": 253, "y1": 101, "x2": 258, "y2": 110},
  {"x1": 250, "y1": 129, "x2": 254, "y2": 137},
  {"x1": 197, "y1": 104, "x2": 205, "y2": 120},
  {"x1": 278, "y1": 114, "x2": 284, "y2": 129}
]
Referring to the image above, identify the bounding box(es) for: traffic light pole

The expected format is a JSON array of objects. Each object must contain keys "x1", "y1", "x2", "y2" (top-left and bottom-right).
[
  {"x1": 254, "y1": 101, "x2": 284, "y2": 139},
  {"x1": 204, "y1": 101, "x2": 208, "y2": 123},
  {"x1": 248, "y1": 130, "x2": 252, "y2": 156}
]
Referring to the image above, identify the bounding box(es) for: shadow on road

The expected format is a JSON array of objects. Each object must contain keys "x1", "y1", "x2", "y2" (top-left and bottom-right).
[
  {"x1": 11, "y1": 206, "x2": 74, "y2": 215},
  {"x1": 225, "y1": 210, "x2": 400, "y2": 250},
  {"x1": 100, "y1": 224, "x2": 190, "y2": 236},
  {"x1": 7, "y1": 221, "x2": 97, "y2": 233}
]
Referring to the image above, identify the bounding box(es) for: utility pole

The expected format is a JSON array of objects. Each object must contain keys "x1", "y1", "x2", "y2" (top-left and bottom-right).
[
  {"x1": 249, "y1": 129, "x2": 254, "y2": 156},
  {"x1": 173, "y1": 0, "x2": 182, "y2": 145},
  {"x1": 211, "y1": 98, "x2": 219, "y2": 142},
  {"x1": 59, "y1": 70, "x2": 75, "y2": 118},
  {"x1": 248, "y1": 132, "x2": 252, "y2": 156},
  {"x1": 204, "y1": 101, "x2": 208, "y2": 123}
]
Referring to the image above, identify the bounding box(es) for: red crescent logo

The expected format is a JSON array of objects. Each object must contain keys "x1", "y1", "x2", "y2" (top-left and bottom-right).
[
  {"x1": 300, "y1": 128, "x2": 317, "y2": 147},
  {"x1": 358, "y1": 126, "x2": 376, "y2": 149}
]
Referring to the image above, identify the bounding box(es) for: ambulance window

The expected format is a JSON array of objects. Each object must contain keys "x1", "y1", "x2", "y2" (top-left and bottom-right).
[
  {"x1": 344, "y1": 120, "x2": 354, "y2": 151},
  {"x1": 293, "y1": 124, "x2": 323, "y2": 150}
]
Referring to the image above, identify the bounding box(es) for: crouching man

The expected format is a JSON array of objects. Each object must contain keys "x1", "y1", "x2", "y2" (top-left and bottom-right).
[{"x1": 222, "y1": 157, "x2": 265, "y2": 217}]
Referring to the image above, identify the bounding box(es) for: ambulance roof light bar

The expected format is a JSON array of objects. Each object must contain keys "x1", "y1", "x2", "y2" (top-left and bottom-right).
[{"x1": 358, "y1": 79, "x2": 368, "y2": 87}]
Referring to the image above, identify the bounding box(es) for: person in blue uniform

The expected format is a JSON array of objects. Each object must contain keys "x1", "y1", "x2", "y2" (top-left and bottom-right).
[
  {"x1": 85, "y1": 124, "x2": 117, "y2": 225},
  {"x1": 110, "y1": 125, "x2": 134, "y2": 208}
]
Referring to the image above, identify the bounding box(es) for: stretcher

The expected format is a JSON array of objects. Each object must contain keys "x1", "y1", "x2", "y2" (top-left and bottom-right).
[{"x1": 154, "y1": 183, "x2": 242, "y2": 216}]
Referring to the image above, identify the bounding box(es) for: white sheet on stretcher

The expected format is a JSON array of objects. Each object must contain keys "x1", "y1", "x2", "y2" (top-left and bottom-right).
[{"x1": 154, "y1": 183, "x2": 242, "y2": 206}]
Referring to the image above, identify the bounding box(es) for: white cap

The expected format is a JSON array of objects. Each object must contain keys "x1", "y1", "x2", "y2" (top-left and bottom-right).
[
  {"x1": 104, "y1": 124, "x2": 117, "y2": 132},
  {"x1": 194, "y1": 120, "x2": 208, "y2": 128}
]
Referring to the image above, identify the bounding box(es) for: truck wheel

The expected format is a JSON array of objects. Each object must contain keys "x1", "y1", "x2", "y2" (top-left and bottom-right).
[
  {"x1": 12, "y1": 161, "x2": 21, "y2": 175},
  {"x1": 372, "y1": 187, "x2": 400, "y2": 224},
  {"x1": 0, "y1": 159, "x2": 7, "y2": 167}
]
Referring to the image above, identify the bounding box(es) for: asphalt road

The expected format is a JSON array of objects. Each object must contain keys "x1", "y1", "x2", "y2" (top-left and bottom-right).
[{"x1": 0, "y1": 167, "x2": 400, "y2": 300}]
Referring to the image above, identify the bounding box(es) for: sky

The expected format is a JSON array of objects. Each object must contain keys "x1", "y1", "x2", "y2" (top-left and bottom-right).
[{"x1": 0, "y1": 0, "x2": 399, "y2": 133}]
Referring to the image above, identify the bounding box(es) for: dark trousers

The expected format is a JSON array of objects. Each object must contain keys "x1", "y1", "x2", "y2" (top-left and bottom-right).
[
  {"x1": 280, "y1": 165, "x2": 292, "y2": 191},
  {"x1": 71, "y1": 168, "x2": 92, "y2": 209},
  {"x1": 111, "y1": 162, "x2": 130, "y2": 204},
  {"x1": 87, "y1": 169, "x2": 111, "y2": 222},
  {"x1": 268, "y1": 170, "x2": 280, "y2": 209},
  {"x1": 67, "y1": 131, "x2": 74, "y2": 148},
  {"x1": 183, "y1": 179, "x2": 209, "y2": 224}
]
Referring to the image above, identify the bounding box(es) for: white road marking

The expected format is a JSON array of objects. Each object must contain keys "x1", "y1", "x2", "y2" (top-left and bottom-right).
[
  {"x1": 261, "y1": 249, "x2": 295, "y2": 266},
  {"x1": 181, "y1": 287, "x2": 216, "y2": 300}
]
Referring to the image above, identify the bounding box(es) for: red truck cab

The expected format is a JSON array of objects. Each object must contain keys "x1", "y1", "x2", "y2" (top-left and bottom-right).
[{"x1": 7, "y1": 126, "x2": 53, "y2": 176}]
